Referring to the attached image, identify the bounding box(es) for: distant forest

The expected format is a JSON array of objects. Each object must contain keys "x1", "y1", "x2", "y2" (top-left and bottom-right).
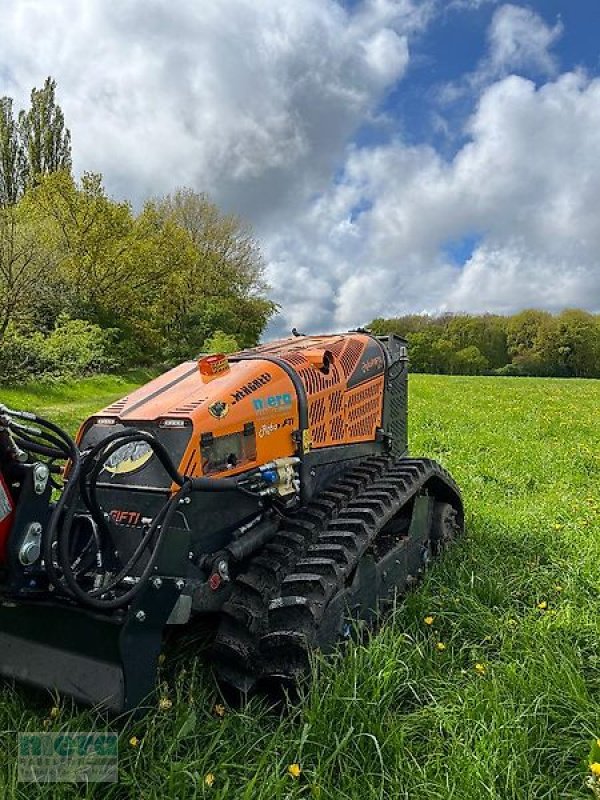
[{"x1": 370, "y1": 310, "x2": 600, "y2": 378}]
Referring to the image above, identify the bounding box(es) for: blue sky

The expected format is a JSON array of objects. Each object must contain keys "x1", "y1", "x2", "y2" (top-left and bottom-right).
[
  {"x1": 351, "y1": 1, "x2": 600, "y2": 153},
  {"x1": 1, "y1": 0, "x2": 599, "y2": 334}
]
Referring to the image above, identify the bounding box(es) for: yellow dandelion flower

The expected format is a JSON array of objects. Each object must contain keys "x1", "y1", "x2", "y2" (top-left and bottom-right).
[
  {"x1": 49, "y1": 706, "x2": 60, "y2": 719},
  {"x1": 537, "y1": 601, "x2": 548, "y2": 610},
  {"x1": 474, "y1": 662, "x2": 486, "y2": 675},
  {"x1": 214, "y1": 703, "x2": 226, "y2": 718},
  {"x1": 288, "y1": 763, "x2": 302, "y2": 779},
  {"x1": 590, "y1": 762, "x2": 600, "y2": 776},
  {"x1": 424, "y1": 615, "x2": 434, "y2": 626},
  {"x1": 204, "y1": 773, "x2": 216, "y2": 787},
  {"x1": 159, "y1": 696, "x2": 173, "y2": 711},
  {"x1": 554, "y1": 585, "x2": 563, "y2": 592},
  {"x1": 129, "y1": 736, "x2": 140, "y2": 748},
  {"x1": 553, "y1": 523, "x2": 563, "y2": 530},
  {"x1": 436, "y1": 642, "x2": 446, "y2": 651}
]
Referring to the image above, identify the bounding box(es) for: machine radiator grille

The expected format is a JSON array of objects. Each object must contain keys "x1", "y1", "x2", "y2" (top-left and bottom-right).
[
  {"x1": 344, "y1": 378, "x2": 384, "y2": 443},
  {"x1": 388, "y1": 366, "x2": 408, "y2": 455}
]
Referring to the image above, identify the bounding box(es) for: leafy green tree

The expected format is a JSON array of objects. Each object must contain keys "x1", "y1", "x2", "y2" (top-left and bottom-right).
[
  {"x1": 506, "y1": 309, "x2": 553, "y2": 357},
  {"x1": 19, "y1": 77, "x2": 71, "y2": 187},
  {"x1": 0, "y1": 204, "x2": 55, "y2": 337},
  {"x1": 151, "y1": 188, "x2": 276, "y2": 359},
  {"x1": 370, "y1": 309, "x2": 599, "y2": 378},
  {"x1": 453, "y1": 345, "x2": 489, "y2": 375},
  {"x1": 0, "y1": 98, "x2": 26, "y2": 206},
  {"x1": 539, "y1": 309, "x2": 600, "y2": 378},
  {"x1": 203, "y1": 330, "x2": 239, "y2": 354},
  {"x1": 446, "y1": 314, "x2": 508, "y2": 369}
]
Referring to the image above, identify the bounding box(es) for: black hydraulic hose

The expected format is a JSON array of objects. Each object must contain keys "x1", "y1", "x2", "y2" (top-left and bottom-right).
[
  {"x1": 41, "y1": 431, "x2": 82, "y2": 594},
  {"x1": 225, "y1": 518, "x2": 279, "y2": 562},
  {"x1": 58, "y1": 483, "x2": 191, "y2": 610},
  {"x1": 55, "y1": 428, "x2": 263, "y2": 609},
  {"x1": 9, "y1": 419, "x2": 71, "y2": 454},
  {"x1": 82, "y1": 432, "x2": 237, "y2": 581},
  {"x1": 0, "y1": 407, "x2": 269, "y2": 609},
  {"x1": 11, "y1": 436, "x2": 66, "y2": 461}
]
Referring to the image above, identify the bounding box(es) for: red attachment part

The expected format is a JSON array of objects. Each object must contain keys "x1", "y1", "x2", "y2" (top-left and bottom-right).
[
  {"x1": 0, "y1": 473, "x2": 15, "y2": 564},
  {"x1": 209, "y1": 573, "x2": 222, "y2": 591}
]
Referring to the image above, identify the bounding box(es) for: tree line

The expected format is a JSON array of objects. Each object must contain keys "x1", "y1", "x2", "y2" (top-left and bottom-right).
[
  {"x1": 0, "y1": 78, "x2": 275, "y2": 383},
  {"x1": 370, "y1": 310, "x2": 600, "y2": 378}
]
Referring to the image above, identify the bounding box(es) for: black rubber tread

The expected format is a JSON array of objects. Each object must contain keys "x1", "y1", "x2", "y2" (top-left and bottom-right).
[
  {"x1": 211, "y1": 456, "x2": 394, "y2": 690},
  {"x1": 259, "y1": 457, "x2": 462, "y2": 684}
]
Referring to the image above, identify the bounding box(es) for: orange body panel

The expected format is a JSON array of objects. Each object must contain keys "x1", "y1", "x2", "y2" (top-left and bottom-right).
[{"x1": 84, "y1": 333, "x2": 386, "y2": 480}]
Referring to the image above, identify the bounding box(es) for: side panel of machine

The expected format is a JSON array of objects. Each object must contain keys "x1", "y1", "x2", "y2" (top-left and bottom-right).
[
  {"x1": 190, "y1": 360, "x2": 300, "y2": 480},
  {"x1": 377, "y1": 334, "x2": 409, "y2": 456}
]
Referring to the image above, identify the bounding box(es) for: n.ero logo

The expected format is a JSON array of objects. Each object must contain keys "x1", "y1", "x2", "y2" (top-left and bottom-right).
[
  {"x1": 252, "y1": 393, "x2": 293, "y2": 413},
  {"x1": 231, "y1": 373, "x2": 271, "y2": 404}
]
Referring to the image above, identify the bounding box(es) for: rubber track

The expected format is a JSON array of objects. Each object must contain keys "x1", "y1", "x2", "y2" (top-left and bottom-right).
[
  {"x1": 260, "y1": 457, "x2": 462, "y2": 683},
  {"x1": 211, "y1": 456, "x2": 395, "y2": 690}
]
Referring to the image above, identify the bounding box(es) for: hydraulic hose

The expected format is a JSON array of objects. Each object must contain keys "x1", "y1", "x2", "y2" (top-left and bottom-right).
[
  {"x1": 2, "y1": 406, "x2": 267, "y2": 610},
  {"x1": 58, "y1": 482, "x2": 191, "y2": 610},
  {"x1": 53, "y1": 428, "x2": 264, "y2": 609}
]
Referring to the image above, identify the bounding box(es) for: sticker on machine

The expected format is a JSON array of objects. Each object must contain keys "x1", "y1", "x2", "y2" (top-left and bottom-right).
[
  {"x1": 252, "y1": 393, "x2": 293, "y2": 414},
  {"x1": 0, "y1": 478, "x2": 12, "y2": 521},
  {"x1": 258, "y1": 417, "x2": 294, "y2": 437}
]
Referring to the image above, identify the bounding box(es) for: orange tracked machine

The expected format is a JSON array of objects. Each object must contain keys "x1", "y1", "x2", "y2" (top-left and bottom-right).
[{"x1": 0, "y1": 331, "x2": 462, "y2": 711}]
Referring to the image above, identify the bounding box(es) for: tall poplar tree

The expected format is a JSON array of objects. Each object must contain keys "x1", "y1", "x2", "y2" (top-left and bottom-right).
[
  {"x1": 0, "y1": 97, "x2": 26, "y2": 206},
  {"x1": 18, "y1": 77, "x2": 71, "y2": 187}
]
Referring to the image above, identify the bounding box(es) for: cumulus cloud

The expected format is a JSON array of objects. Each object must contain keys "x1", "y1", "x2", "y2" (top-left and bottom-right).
[
  {"x1": 0, "y1": 0, "x2": 426, "y2": 222},
  {"x1": 439, "y1": 4, "x2": 563, "y2": 106},
  {"x1": 266, "y1": 71, "x2": 600, "y2": 333},
  {"x1": 487, "y1": 3, "x2": 563, "y2": 77},
  {"x1": 0, "y1": 1, "x2": 597, "y2": 338}
]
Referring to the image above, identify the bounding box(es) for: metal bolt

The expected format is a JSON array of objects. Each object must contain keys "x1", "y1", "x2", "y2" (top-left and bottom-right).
[
  {"x1": 175, "y1": 579, "x2": 185, "y2": 591},
  {"x1": 179, "y1": 497, "x2": 191, "y2": 505},
  {"x1": 18, "y1": 522, "x2": 42, "y2": 565},
  {"x1": 135, "y1": 610, "x2": 146, "y2": 622},
  {"x1": 33, "y1": 463, "x2": 49, "y2": 495},
  {"x1": 151, "y1": 577, "x2": 163, "y2": 589}
]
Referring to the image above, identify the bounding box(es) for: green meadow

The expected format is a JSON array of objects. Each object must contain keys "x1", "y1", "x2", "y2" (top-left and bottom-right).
[{"x1": 0, "y1": 373, "x2": 599, "y2": 799}]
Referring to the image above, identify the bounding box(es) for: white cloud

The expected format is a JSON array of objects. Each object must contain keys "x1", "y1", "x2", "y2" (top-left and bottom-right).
[
  {"x1": 438, "y1": 3, "x2": 563, "y2": 106},
  {"x1": 265, "y1": 71, "x2": 600, "y2": 333},
  {"x1": 0, "y1": 1, "x2": 597, "y2": 339},
  {"x1": 0, "y1": 0, "x2": 427, "y2": 222},
  {"x1": 488, "y1": 3, "x2": 563, "y2": 77}
]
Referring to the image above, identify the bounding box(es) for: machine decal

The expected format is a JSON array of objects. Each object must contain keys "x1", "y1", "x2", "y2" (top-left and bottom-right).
[
  {"x1": 208, "y1": 401, "x2": 230, "y2": 419},
  {"x1": 110, "y1": 509, "x2": 148, "y2": 527},
  {"x1": 103, "y1": 441, "x2": 153, "y2": 476},
  {"x1": 258, "y1": 417, "x2": 294, "y2": 437},
  {"x1": 0, "y1": 480, "x2": 11, "y2": 521},
  {"x1": 231, "y1": 373, "x2": 271, "y2": 404},
  {"x1": 361, "y1": 355, "x2": 384, "y2": 375},
  {"x1": 347, "y1": 338, "x2": 387, "y2": 388},
  {"x1": 252, "y1": 393, "x2": 293, "y2": 413}
]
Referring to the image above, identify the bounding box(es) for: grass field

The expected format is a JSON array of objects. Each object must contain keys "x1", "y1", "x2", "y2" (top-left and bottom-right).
[{"x1": 0, "y1": 373, "x2": 599, "y2": 799}]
